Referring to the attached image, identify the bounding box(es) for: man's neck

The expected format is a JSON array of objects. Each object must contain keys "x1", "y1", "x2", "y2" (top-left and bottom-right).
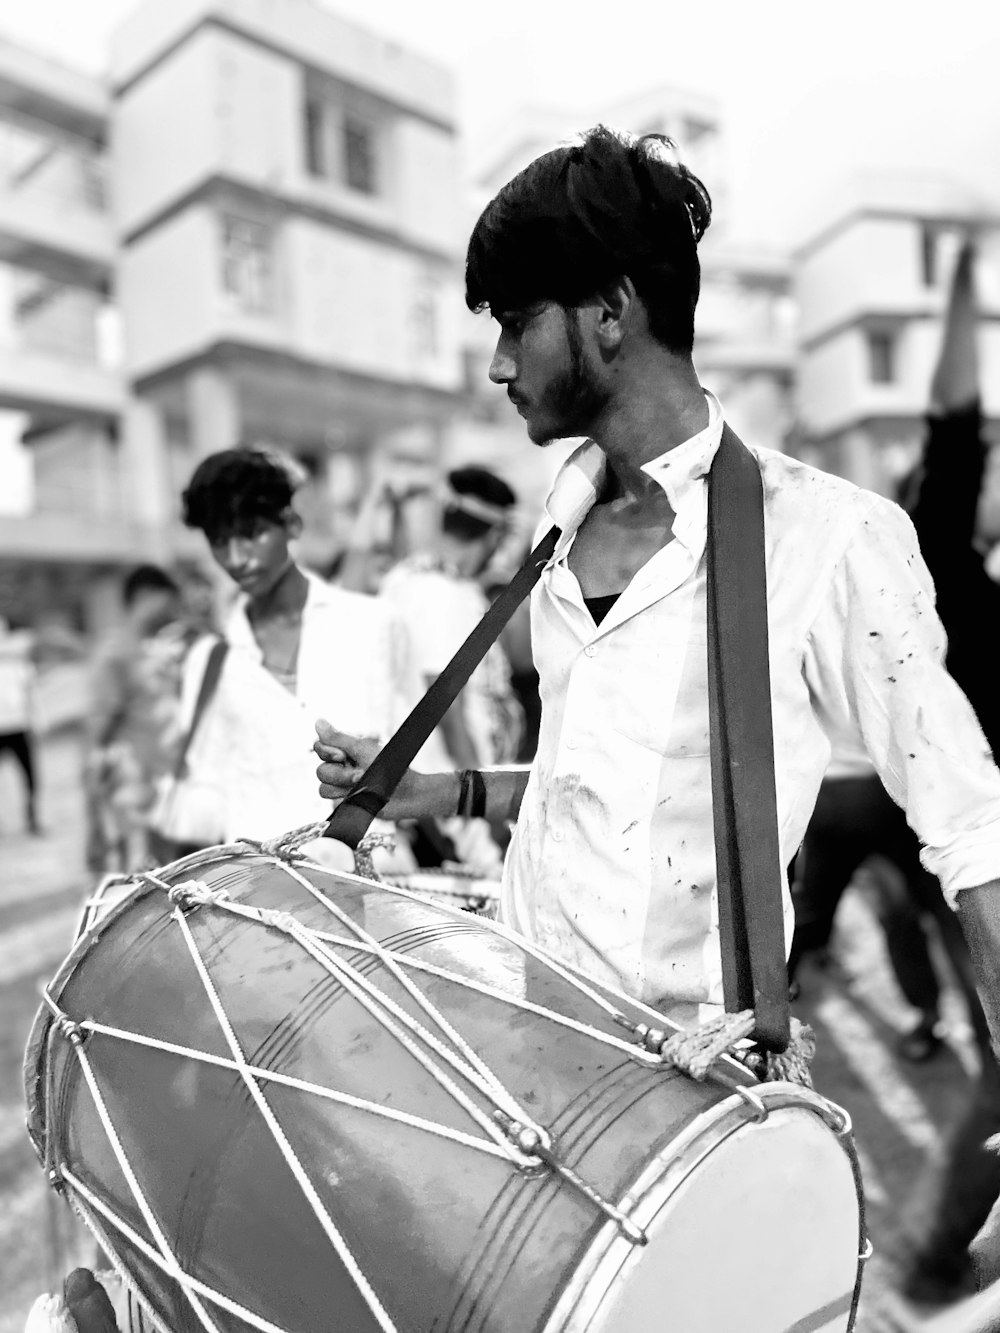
[
  {"x1": 591, "y1": 356, "x2": 709, "y2": 501},
  {"x1": 247, "y1": 562, "x2": 309, "y2": 623}
]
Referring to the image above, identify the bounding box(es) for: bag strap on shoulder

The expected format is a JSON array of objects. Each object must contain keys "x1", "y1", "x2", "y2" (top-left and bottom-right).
[{"x1": 173, "y1": 638, "x2": 228, "y2": 780}]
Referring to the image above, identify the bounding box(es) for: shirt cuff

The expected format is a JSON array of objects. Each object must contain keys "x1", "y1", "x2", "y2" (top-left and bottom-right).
[{"x1": 920, "y1": 821, "x2": 1000, "y2": 907}]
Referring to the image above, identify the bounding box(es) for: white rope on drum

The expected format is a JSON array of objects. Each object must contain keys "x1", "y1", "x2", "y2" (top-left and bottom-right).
[
  {"x1": 171, "y1": 906, "x2": 401, "y2": 1333},
  {"x1": 49, "y1": 1018, "x2": 223, "y2": 1333},
  {"x1": 261, "y1": 923, "x2": 663, "y2": 1065},
  {"x1": 60, "y1": 1185, "x2": 175, "y2": 1333},
  {"x1": 59, "y1": 1168, "x2": 293, "y2": 1333},
  {"x1": 264, "y1": 858, "x2": 554, "y2": 1137},
  {"x1": 229, "y1": 896, "x2": 544, "y2": 1164},
  {"x1": 74, "y1": 1017, "x2": 517, "y2": 1161},
  {"x1": 307, "y1": 863, "x2": 638, "y2": 1029},
  {"x1": 165, "y1": 863, "x2": 551, "y2": 1156}
]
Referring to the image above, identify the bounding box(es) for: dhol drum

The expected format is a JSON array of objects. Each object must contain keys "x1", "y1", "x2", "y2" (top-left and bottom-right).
[{"x1": 25, "y1": 842, "x2": 867, "y2": 1333}]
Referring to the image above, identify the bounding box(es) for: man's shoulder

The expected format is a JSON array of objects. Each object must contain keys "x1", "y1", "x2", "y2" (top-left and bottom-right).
[{"x1": 751, "y1": 444, "x2": 884, "y2": 528}]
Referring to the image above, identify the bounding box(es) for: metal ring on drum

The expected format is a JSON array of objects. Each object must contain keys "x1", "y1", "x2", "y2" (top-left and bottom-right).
[{"x1": 24, "y1": 841, "x2": 868, "y2": 1333}]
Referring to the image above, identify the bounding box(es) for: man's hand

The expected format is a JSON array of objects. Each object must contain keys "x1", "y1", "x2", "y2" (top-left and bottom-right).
[{"x1": 314, "y1": 719, "x2": 454, "y2": 823}]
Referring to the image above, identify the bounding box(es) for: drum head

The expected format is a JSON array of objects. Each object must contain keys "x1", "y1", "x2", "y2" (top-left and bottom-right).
[{"x1": 550, "y1": 1096, "x2": 862, "y2": 1333}]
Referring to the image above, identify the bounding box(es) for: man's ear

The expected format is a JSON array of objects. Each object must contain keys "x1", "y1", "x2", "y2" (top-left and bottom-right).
[
  {"x1": 283, "y1": 508, "x2": 303, "y2": 539},
  {"x1": 592, "y1": 277, "x2": 637, "y2": 354}
]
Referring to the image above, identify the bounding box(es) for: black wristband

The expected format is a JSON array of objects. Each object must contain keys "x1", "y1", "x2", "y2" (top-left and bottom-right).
[
  {"x1": 457, "y1": 769, "x2": 475, "y2": 817},
  {"x1": 469, "y1": 769, "x2": 487, "y2": 819}
]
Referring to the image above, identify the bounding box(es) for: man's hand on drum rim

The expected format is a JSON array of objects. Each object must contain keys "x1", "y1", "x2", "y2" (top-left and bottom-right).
[{"x1": 313, "y1": 719, "x2": 455, "y2": 822}]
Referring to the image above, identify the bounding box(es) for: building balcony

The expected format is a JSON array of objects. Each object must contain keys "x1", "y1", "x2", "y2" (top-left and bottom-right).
[
  {"x1": 0, "y1": 105, "x2": 113, "y2": 287},
  {"x1": 0, "y1": 344, "x2": 124, "y2": 419},
  {"x1": 0, "y1": 509, "x2": 147, "y2": 562}
]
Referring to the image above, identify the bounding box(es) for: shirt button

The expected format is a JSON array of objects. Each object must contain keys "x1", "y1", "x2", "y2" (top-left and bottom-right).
[{"x1": 584, "y1": 644, "x2": 597, "y2": 657}]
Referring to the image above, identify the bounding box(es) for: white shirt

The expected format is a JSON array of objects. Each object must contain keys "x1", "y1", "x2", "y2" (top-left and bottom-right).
[
  {"x1": 501, "y1": 391, "x2": 1000, "y2": 1026},
  {"x1": 380, "y1": 556, "x2": 522, "y2": 768},
  {"x1": 185, "y1": 575, "x2": 417, "y2": 844}
]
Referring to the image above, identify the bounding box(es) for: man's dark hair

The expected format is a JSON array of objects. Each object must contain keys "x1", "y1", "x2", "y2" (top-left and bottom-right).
[
  {"x1": 181, "y1": 447, "x2": 303, "y2": 540},
  {"x1": 443, "y1": 465, "x2": 516, "y2": 541},
  {"x1": 466, "y1": 124, "x2": 712, "y2": 355},
  {"x1": 123, "y1": 564, "x2": 178, "y2": 606}
]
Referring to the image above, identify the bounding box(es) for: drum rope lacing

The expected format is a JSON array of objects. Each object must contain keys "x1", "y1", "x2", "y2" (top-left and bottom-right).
[{"x1": 39, "y1": 845, "x2": 825, "y2": 1332}]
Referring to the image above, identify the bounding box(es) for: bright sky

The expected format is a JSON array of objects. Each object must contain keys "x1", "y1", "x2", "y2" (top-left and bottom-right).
[{"x1": 2, "y1": 0, "x2": 1000, "y2": 243}]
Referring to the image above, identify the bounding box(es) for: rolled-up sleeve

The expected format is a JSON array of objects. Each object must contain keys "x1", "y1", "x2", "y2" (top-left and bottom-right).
[{"x1": 804, "y1": 493, "x2": 1000, "y2": 901}]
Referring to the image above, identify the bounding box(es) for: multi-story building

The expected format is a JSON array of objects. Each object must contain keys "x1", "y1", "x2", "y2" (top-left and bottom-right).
[
  {"x1": 111, "y1": 0, "x2": 465, "y2": 579},
  {"x1": 0, "y1": 0, "x2": 467, "y2": 630},
  {"x1": 794, "y1": 172, "x2": 1000, "y2": 498},
  {"x1": 0, "y1": 37, "x2": 124, "y2": 630}
]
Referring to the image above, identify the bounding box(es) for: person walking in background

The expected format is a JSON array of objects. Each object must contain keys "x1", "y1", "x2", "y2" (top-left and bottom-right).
[
  {"x1": 178, "y1": 445, "x2": 419, "y2": 871},
  {"x1": 893, "y1": 238, "x2": 1000, "y2": 1308},
  {"x1": 84, "y1": 565, "x2": 185, "y2": 872},
  {"x1": 788, "y1": 728, "x2": 992, "y2": 1065},
  {"x1": 0, "y1": 615, "x2": 42, "y2": 835},
  {"x1": 380, "y1": 465, "x2": 523, "y2": 872}
]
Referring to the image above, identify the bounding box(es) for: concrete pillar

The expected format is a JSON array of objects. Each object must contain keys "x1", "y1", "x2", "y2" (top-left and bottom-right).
[
  {"x1": 186, "y1": 366, "x2": 241, "y2": 457},
  {"x1": 120, "y1": 396, "x2": 174, "y2": 560}
]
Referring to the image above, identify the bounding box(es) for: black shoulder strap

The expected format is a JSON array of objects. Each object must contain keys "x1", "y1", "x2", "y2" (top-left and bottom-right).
[
  {"x1": 173, "y1": 638, "x2": 228, "y2": 779},
  {"x1": 707, "y1": 424, "x2": 790, "y2": 1052},
  {"x1": 324, "y1": 525, "x2": 561, "y2": 848}
]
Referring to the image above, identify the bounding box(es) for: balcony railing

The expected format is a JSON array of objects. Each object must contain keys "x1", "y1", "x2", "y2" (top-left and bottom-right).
[{"x1": 0, "y1": 105, "x2": 107, "y2": 214}]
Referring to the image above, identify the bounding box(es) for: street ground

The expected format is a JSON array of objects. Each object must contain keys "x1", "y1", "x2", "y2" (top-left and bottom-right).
[{"x1": 0, "y1": 730, "x2": 991, "y2": 1331}]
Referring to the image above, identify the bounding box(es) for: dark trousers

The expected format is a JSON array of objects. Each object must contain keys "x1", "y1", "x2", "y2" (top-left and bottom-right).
[
  {"x1": 0, "y1": 728, "x2": 38, "y2": 828},
  {"x1": 789, "y1": 774, "x2": 990, "y2": 1046}
]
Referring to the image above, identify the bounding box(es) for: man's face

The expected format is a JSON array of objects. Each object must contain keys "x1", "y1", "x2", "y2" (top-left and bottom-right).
[
  {"x1": 488, "y1": 302, "x2": 606, "y2": 445},
  {"x1": 206, "y1": 517, "x2": 294, "y2": 601}
]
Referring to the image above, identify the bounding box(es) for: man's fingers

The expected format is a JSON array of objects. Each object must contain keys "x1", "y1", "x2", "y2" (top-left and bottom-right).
[
  {"x1": 315, "y1": 718, "x2": 355, "y2": 749},
  {"x1": 313, "y1": 742, "x2": 348, "y2": 762}
]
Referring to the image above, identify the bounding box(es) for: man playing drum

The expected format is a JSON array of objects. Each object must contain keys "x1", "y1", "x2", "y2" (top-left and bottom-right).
[{"x1": 316, "y1": 125, "x2": 1000, "y2": 1047}]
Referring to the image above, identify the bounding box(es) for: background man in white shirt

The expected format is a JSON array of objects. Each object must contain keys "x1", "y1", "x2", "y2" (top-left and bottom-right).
[
  {"x1": 180, "y1": 446, "x2": 418, "y2": 871},
  {"x1": 316, "y1": 125, "x2": 1000, "y2": 1047},
  {"x1": 380, "y1": 465, "x2": 522, "y2": 873}
]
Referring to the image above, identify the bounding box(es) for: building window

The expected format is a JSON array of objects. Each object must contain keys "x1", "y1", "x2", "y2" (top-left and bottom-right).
[
  {"x1": 867, "y1": 329, "x2": 897, "y2": 384},
  {"x1": 221, "y1": 215, "x2": 273, "y2": 312},
  {"x1": 303, "y1": 94, "x2": 381, "y2": 196},
  {"x1": 919, "y1": 224, "x2": 937, "y2": 287}
]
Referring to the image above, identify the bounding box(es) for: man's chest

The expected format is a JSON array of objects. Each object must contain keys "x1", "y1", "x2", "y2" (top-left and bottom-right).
[{"x1": 566, "y1": 496, "x2": 676, "y2": 597}]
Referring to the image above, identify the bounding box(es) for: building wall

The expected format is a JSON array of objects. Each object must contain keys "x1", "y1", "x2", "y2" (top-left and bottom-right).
[
  {"x1": 118, "y1": 202, "x2": 464, "y2": 389},
  {"x1": 112, "y1": 19, "x2": 459, "y2": 254}
]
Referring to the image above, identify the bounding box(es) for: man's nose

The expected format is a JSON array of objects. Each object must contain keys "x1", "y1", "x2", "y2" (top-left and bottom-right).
[
  {"x1": 222, "y1": 537, "x2": 251, "y2": 568},
  {"x1": 489, "y1": 336, "x2": 515, "y2": 385}
]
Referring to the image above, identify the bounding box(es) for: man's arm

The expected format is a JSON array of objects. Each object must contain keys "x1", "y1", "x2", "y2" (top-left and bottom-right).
[
  {"x1": 956, "y1": 883, "x2": 1000, "y2": 1052},
  {"x1": 314, "y1": 720, "x2": 530, "y2": 825},
  {"x1": 806, "y1": 494, "x2": 1000, "y2": 905}
]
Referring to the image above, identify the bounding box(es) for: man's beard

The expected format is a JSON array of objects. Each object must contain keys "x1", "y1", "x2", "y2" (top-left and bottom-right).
[{"x1": 530, "y1": 309, "x2": 606, "y2": 444}]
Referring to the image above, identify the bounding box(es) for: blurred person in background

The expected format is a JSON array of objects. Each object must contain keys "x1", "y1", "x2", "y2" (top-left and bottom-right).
[
  {"x1": 0, "y1": 615, "x2": 42, "y2": 835},
  {"x1": 84, "y1": 565, "x2": 185, "y2": 872},
  {"x1": 788, "y1": 725, "x2": 992, "y2": 1064},
  {"x1": 380, "y1": 464, "x2": 523, "y2": 873},
  {"x1": 178, "y1": 445, "x2": 418, "y2": 871},
  {"x1": 892, "y1": 238, "x2": 1000, "y2": 1309}
]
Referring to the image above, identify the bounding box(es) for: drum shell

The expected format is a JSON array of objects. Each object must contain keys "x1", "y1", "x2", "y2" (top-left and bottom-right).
[{"x1": 25, "y1": 853, "x2": 863, "y2": 1333}]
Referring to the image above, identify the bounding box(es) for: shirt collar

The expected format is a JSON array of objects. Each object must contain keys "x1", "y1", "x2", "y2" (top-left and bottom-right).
[{"x1": 542, "y1": 389, "x2": 725, "y2": 542}]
